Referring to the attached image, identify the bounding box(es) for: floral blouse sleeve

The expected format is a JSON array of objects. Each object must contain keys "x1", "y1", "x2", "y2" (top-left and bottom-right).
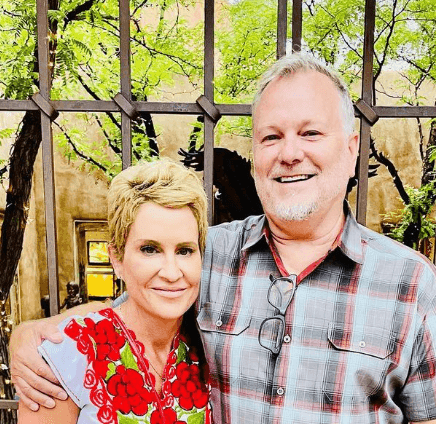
[{"x1": 38, "y1": 309, "x2": 211, "y2": 424}]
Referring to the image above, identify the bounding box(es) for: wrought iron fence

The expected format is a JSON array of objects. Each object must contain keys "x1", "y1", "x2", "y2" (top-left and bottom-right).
[{"x1": 0, "y1": 0, "x2": 436, "y2": 414}]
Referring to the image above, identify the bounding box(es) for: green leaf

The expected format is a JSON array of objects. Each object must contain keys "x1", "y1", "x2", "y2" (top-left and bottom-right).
[
  {"x1": 105, "y1": 362, "x2": 116, "y2": 380},
  {"x1": 120, "y1": 344, "x2": 140, "y2": 371},
  {"x1": 187, "y1": 410, "x2": 205, "y2": 424},
  {"x1": 177, "y1": 340, "x2": 188, "y2": 364},
  {"x1": 117, "y1": 412, "x2": 145, "y2": 424}
]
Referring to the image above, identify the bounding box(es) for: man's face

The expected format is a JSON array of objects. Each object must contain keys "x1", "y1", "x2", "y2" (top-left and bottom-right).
[{"x1": 252, "y1": 70, "x2": 358, "y2": 224}]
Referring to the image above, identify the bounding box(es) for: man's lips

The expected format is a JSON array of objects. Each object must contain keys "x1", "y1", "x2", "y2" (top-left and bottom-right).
[{"x1": 273, "y1": 174, "x2": 315, "y2": 183}]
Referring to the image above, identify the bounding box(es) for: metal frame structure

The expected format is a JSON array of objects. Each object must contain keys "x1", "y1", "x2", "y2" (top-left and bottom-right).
[{"x1": 0, "y1": 0, "x2": 436, "y2": 410}]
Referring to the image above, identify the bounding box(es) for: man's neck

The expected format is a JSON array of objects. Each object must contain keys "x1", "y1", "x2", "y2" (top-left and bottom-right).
[{"x1": 267, "y1": 207, "x2": 346, "y2": 276}]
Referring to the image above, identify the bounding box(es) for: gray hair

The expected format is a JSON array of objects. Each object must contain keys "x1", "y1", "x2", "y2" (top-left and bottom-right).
[{"x1": 252, "y1": 54, "x2": 355, "y2": 136}]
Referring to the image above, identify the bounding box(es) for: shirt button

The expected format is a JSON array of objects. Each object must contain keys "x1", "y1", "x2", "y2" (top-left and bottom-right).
[
  {"x1": 215, "y1": 319, "x2": 223, "y2": 327},
  {"x1": 283, "y1": 334, "x2": 291, "y2": 343},
  {"x1": 277, "y1": 387, "x2": 285, "y2": 396},
  {"x1": 359, "y1": 340, "x2": 366, "y2": 348}
]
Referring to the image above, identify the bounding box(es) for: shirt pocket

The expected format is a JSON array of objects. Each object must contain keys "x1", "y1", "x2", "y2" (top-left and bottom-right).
[
  {"x1": 325, "y1": 323, "x2": 396, "y2": 407},
  {"x1": 197, "y1": 302, "x2": 252, "y2": 385}
]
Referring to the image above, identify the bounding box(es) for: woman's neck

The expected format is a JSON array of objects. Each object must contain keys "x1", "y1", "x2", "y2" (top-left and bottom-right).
[{"x1": 116, "y1": 298, "x2": 180, "y2": 353}]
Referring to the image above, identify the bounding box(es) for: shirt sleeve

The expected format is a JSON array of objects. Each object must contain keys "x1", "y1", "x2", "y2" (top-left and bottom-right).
[
  {"x1": 111, "y1": 291, "x2": 128, "y2": 308},
  {"x1": 399, "y1": 266, "x2": 436, "y2": 421},
  {"x1": 37, "y1": 315, "x2": 90, "y2": 408}
]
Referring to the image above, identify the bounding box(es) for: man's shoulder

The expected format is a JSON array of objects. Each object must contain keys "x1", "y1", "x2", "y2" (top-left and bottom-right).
[{"x1": 359, "y1": 223, "x2": 436, "y2": 272}]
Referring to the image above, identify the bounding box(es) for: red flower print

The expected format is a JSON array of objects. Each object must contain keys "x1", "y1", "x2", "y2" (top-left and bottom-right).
[
  {"x1": 84, "y1": 369, "x2": 98, "y2": 389},
  {"x1": 64, "y1": 319, "x2": 94, "y2": 359},
  {"x1": 107, "y1": 365, "x2": 153, "y2": 416},
  {"x1": 171, "y1": 362, "x2": 208, "y2": 410},
  {"x1": 91, "y1": 319, "x2": 125, "y2": 362},
  {"x1": 97, "y1": 404, "x2": 117, "y2": 424},
  {"x1": 150, "y1": 407, "x2": 178, "y2": 424},
  {"x1": 90, "y1": 387, "x2": 110, "y2": 408}
]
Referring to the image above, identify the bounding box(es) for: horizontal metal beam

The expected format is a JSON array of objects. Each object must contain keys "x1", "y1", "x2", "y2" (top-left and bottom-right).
[
  {"x1": 1, "y1": 100, "x2": 436, "y2": 119},
  {"x1": 0, "y1": 100, "x2": 253, "y2": 116},
  {"x1": 0, "y1": 399, "x2": 18, "y2": 410}
]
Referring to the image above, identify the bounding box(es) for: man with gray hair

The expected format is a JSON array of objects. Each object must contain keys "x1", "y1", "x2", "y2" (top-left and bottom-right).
[{"x1": 10, "y1": 54, "x2": 436, "y2": 423}]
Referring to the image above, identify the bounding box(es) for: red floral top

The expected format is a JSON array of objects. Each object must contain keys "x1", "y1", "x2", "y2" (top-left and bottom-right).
[{"x1": 38, "y1": 308, "x2": 211, "y2": 424}]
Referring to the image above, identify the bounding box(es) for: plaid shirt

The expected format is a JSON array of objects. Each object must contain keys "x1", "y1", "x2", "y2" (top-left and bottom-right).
[{"x1": 197, "y1": 209, "x2": 436, "y2": 423}]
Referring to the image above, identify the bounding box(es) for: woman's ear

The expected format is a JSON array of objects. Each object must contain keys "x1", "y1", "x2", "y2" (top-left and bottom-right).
[{"x1": 108, "y1": 244, "x2": 123, "y2": 280}]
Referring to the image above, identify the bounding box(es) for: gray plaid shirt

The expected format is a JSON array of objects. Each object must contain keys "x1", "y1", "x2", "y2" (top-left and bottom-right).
[{"x1": 197, "y1": 211, "x2": 436, "y2": 423}]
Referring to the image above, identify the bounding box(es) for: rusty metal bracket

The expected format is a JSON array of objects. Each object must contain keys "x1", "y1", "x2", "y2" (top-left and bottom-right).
[
  {"x1": 355, "y1": 99, "x2": 379, "y2": 125},
  {"x1": 31, "y1": 93, "x2": 59, "y2": 120},
  {"x1": 196, "y1": 95, "x2": 221, "y2": 123},
  {"x1": 113, "y1": 93, "x2": 139, "y2": 120}
]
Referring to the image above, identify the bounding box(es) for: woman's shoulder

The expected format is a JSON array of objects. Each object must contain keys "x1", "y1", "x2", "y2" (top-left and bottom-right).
[{"x1": 56, "y1": 307, "x2": 113, "y2": 334}]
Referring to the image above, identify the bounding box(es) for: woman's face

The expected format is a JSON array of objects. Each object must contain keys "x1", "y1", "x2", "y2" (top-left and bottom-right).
[{"x1": 110, "y1": 203, "x2": 202, "y2": 323}]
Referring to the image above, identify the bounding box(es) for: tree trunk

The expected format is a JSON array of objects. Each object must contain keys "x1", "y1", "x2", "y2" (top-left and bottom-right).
[{"x1": 0, "y1": 111, "x2": 42, "y2": 299}]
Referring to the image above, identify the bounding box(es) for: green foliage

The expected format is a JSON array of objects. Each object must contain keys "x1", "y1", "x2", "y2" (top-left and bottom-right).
[
  {"x1": 0, "y1": 0, "x2": 203, "y2": 177},
  {"x1": 384, "y1": 184, "x2": 436, "y2": 245}
]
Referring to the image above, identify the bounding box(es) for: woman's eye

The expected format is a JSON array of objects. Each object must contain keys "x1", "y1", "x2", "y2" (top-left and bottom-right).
[
  {"x1": 178, "y1": 247, "x2": 194, "y2": 256},
  {"x1": 140, "y1": 245, "x2": 158, "y2": 255}
]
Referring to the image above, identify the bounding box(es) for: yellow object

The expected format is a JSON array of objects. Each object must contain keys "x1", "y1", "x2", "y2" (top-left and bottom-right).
[{"x1": 87, "y1": 273, "x2": 114, "y2": 297}]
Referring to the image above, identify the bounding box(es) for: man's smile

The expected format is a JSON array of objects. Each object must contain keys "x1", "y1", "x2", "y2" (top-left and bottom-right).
[{"x1": 274, "y1": 174, "x2": 315, "y2": 183}]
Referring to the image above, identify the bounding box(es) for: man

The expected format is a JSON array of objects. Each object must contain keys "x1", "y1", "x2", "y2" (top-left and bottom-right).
[{"x1": 10, "y1": 54, "x2": 436, "y2": 423}]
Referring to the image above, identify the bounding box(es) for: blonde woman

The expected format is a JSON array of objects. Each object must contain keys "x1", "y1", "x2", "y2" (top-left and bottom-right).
[{"x1": 18, "y1": 159, "x2": 211, "y2": 424}]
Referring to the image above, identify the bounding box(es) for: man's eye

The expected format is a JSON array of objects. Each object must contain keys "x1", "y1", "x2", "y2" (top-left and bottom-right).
[
  {"x1": 262, "y1": 134, "x2": 280, "y2": 142},
  {"x1": 140, "y1": 245, "x2": 158, "y2": 255},
  {"x1": 178, "y1": 247, "x2": 194, "y2": 256},
  {"x1": 303, "y1": 130, "x2": 321, "y2": 137}
]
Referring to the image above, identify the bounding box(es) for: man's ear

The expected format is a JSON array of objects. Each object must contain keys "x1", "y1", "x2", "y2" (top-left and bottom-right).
[
  {"x1": 348, "y1": 131, "x2": 360, "y2": 178},
  {"x1": 108, "y1": 244, "x2": 123, "y2": 280}
]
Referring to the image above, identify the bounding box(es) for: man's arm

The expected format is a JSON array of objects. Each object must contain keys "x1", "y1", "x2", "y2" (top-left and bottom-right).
[
  {"x1": 411, "y1": 421, "x2": 436, "y2": 423},
  {"x1": 10, "y1": 301, "x2": 107, "y2": 411}
]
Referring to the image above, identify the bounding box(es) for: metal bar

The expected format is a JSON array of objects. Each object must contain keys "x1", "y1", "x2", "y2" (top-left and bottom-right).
[
  {"x1": 204, "y1": 0, "x2": 215, "y2": 225},
  {"x1": 3, "y1": 100, "x2": 436, "y2": 119},
  {"x1": 119, "y1": 0, "x2": 132, "y2": 169},
  {"x1": 292, "y1": 0, "x2": 302, "y2": 53},
  {"x1": 0, "y1": 400, "x2": 18, "y2": 410},
  {"x1": 37, "y1": 0, "x2": 60, "y2": 316},
  {"x1": 277, "y1": 0, "x2": 288, "y2": 58},
  {"x1": 356, "y1": 0, "x2": 376, "y2": 225}
]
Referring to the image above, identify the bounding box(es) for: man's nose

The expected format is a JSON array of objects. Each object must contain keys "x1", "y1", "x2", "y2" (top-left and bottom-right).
[
  {"x1": 277, "y1": 134, "x2": 305, "y2": 164},
  {"x1": 158, "y1": 255, "x2": 183, "y2": 281}
]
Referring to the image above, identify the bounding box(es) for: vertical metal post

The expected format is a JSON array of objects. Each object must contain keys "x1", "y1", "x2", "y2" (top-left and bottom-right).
[
  {"x1": 277, "y1": 0, "x2": 288, "y2": 58},
  {"x1": 292, "y1": 0, "x2": 302, "y2": 53},
  {"x1": 204, "y1": 0, "x2": 215, "y2": 225},
  {"x1": 36, "y1": 0, "x2": 59, "y2": 315},
  {"x1": 356, "y1": 0, "x2": 376, "y2": 225},
  {"x1": 119, "y1": 0, "x2": 132, "y2": 169}
]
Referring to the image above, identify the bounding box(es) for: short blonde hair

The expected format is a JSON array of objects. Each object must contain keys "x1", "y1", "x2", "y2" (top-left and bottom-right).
[{"x1": 108, "y1": 158, "x2": 208, "y2": 259}]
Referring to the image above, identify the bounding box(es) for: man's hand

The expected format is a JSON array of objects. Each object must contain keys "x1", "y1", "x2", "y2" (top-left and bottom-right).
[{"x1": 10, "y1": 319, "x2": 67, "y2": 411}]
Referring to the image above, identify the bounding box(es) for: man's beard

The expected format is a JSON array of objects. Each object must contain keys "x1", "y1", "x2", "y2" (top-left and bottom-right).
[{"x1": 273, "y1": 200, "x2": 318, "y2": 221}]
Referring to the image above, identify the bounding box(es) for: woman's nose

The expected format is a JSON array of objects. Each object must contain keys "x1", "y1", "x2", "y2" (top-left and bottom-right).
[{"x1": 158, "y1": 255, "x2": 183, "y2": 281}]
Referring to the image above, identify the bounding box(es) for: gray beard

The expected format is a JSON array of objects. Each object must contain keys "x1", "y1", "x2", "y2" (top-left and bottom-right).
[{"x1": 273, "y1": 201, "x2": 318, "y2": 221}]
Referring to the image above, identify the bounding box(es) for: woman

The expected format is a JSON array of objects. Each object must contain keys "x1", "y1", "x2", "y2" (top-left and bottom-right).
[{"x1": 18, "y1": 159, "x2": 211, "y2": 424}]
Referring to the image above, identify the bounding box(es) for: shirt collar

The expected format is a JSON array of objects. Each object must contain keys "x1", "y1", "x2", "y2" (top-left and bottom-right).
[
  {"x1": 337, "y1": 203, "x2": 365, "y2": 264},
  {"x1": 241, "y1": 215, "x2": 268, "y2": 251},
  {"x1": 240, "y1": 203, "x2": 364, "y2": 265}
]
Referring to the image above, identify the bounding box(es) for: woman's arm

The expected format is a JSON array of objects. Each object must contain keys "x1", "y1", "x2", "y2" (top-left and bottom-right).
[{"x1": 17, "y1": 397, "x2": 79, "y2": 424}]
